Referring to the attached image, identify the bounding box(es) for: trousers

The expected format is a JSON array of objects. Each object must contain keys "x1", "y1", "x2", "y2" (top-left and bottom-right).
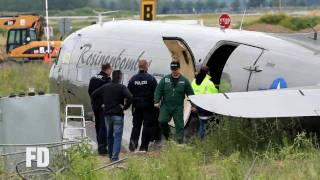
[
  {"x1": 105, "y1": 115, "x2": 124, "y2": 162},
  {"x1": 129, "y1": 107, "x2": 158, "y2": 151},
  {"x1": 93, "y1": 108, "x2": 108, "y2": 154},
  {"x1": 159, "y1": 105, "x2": 184, "y2": 144}
]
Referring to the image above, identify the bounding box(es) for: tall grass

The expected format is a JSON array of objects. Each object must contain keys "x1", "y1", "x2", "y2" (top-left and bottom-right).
[
  {"x1": 118, "y1": 143, "x2": 203, "y2": 180},
  {"x1": 32, "y1": 112, "x2": 320, "y2": 179},
  {"x1": 99, "y1": 117, "x2": 320, "y2": 179},
  {"x1": 0, "y1": 156, "x2": 20, "y2": 179},
  {"x1": 2, "y1": 126, "x2": 318, "y2": 179},
  {"x1": 0, "y1": 62, "x2": 51, "y2": 96},
  {"x1": 52, "y1": 140, "x2": 108, "y2": 180}
]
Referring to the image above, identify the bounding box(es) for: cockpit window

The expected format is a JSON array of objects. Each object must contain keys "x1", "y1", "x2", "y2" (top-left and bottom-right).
[{"x1": 29, "y1": 29, "x2": 37, "y2": 41}]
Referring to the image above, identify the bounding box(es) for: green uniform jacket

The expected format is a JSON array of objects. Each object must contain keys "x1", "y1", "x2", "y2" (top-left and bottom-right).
[{"x1": 154, "y1": 74, "x2": 194, "y2": 108}]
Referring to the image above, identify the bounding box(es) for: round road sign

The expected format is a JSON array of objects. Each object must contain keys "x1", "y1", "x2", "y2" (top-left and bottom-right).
[{"x1": 219, "y1": 13, "x2": 231, "y2": 29}]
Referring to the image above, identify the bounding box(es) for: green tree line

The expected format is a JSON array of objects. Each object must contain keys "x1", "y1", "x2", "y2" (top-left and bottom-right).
[
  {"x1": 247, "y1": 0, "x2": 317, "y2": 8},
  {"x1": 0, "y1": 0, "x2": 88, "y2": 12}
]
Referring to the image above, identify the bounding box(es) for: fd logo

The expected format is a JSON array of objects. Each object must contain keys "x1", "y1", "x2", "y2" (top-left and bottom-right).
[{"x1": 26, "y1": 147, "x2": 50, "y2": 168}]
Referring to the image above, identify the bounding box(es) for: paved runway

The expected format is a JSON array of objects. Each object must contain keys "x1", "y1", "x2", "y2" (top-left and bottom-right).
[{"x1": 272, "y1": 32, "x2": 320, "y2": 53}]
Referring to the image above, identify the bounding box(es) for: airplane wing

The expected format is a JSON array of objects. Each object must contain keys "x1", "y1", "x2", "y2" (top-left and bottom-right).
[{"x1": 189, "y1": 89, "x2": 320, "y2": 118}]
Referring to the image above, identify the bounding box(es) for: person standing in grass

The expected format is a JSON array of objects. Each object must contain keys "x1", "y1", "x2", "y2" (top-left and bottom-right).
[
  {"x1": 127, "y1": 60, "x2": 158, "y2": 152},
  {"x1": 91, "y1": 70, "x2": 132, "y2": 162},
  {"x1": 88, "y1": 63, "x2": 112, "y2": 155},
  {"x1": 154, "y1": 61, "x2": 195, "y2": 144},
  {"x1": 191, "y1": 66, "x2": 218, "y2": 139}
]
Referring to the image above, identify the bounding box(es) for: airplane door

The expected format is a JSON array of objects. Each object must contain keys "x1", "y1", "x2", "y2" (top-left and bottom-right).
[
  {"x1": 222, "y1": 44, "x2": 263, "y2": 91},
  {"x1": 162, "y1": 37, "x2": 196, "y2": 127},
  {"x1": 162, "y1": 37, "x2": 196, "y2": 81}
]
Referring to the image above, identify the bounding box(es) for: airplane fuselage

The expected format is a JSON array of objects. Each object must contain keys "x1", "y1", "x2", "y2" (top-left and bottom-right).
[{"x1": 50, "y1": 20, "x2": 320, "y2": 120}]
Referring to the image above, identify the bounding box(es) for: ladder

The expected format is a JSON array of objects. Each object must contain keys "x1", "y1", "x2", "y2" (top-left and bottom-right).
[{"x1": 62, "y1": 104, "x2": 87, "y2": 141}]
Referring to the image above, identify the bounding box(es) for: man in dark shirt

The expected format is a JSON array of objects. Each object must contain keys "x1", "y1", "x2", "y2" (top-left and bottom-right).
[
  {"x1": 127, "y1": 60, "x2": 158, "y2": 152},
  {"x1": 91, "y1": 70, "x2": 132, "y2": 162},
  {"x1": 88, "y1": 63, "x2": 112, "y2": 155}
]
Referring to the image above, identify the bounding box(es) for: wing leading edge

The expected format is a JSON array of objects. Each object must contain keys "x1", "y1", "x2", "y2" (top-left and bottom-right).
[{"x1": 189, "y1": 89, "x2": 320, "y2": 118}]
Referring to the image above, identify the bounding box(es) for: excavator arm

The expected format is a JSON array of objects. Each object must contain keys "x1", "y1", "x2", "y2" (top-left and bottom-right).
[{"x1": 0, "y1": 14, "x2": 39, "y2": 29}]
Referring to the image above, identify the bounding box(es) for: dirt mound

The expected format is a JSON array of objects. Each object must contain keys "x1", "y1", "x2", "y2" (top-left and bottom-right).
[
  {"x1": 243, "y1": 23, "x2": 293, "y2": 33},
  {"x1": 307, "y1": 10, "x2": 320, "y2": 16},
  {"x1": 299, "y1": 24, "x2": 320, "y2": 33}
]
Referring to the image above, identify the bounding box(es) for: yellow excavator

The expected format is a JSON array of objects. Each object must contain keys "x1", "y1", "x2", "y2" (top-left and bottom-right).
[{"x1": 0, "y1": 14, "x2": 61, "y2": 60}]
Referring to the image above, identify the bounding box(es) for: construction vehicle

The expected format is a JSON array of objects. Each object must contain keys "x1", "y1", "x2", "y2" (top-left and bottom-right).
[{"x1": 0, "y1": 14, "x2": 61, "y2": 60}]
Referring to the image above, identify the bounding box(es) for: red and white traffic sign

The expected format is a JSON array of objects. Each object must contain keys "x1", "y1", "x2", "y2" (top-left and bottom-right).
[{"x1": 219, "y1": 13, "x2": 231, "y2": 29}]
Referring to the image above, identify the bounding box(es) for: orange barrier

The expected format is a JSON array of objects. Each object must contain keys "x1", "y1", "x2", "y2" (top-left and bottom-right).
[{"x1": 44, "y1": 53, "x2": 51, "y2": 63}]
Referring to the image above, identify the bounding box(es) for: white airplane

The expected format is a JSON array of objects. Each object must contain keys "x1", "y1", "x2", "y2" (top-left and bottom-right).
[{"x1": 49, "y1": 20, "x2": 320, "y2": 142}]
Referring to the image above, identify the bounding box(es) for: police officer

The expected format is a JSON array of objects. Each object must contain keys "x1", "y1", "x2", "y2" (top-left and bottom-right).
[
  {"x1": 191, "y1": 66, "x2": 218, "y2": 139},
  {"x1": 154, "y1": 61, "x2": 195, "y2": 144},
  {"x1": 91, "y1": 70, "x2": 132, "y2": 162},
  {"x1": 128, "y1": 60, "x2": 158, "y2": 152},
  {"x1": 88, "y1": 63, "x2": 112, "y2": 155}
]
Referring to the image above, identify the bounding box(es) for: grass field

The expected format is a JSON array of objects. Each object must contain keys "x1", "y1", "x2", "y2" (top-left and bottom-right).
[{"x1": 0, "y1": 62, "x2": 51, "y2": 96}]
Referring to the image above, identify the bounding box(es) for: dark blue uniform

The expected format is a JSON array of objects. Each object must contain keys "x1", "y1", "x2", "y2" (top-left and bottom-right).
[
  {"x1": 128, "y1": 70, "x2": 158, "y2": 151},
  {"x1": 88, "y1": 71, "x2": 111, "y2": 154}
]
